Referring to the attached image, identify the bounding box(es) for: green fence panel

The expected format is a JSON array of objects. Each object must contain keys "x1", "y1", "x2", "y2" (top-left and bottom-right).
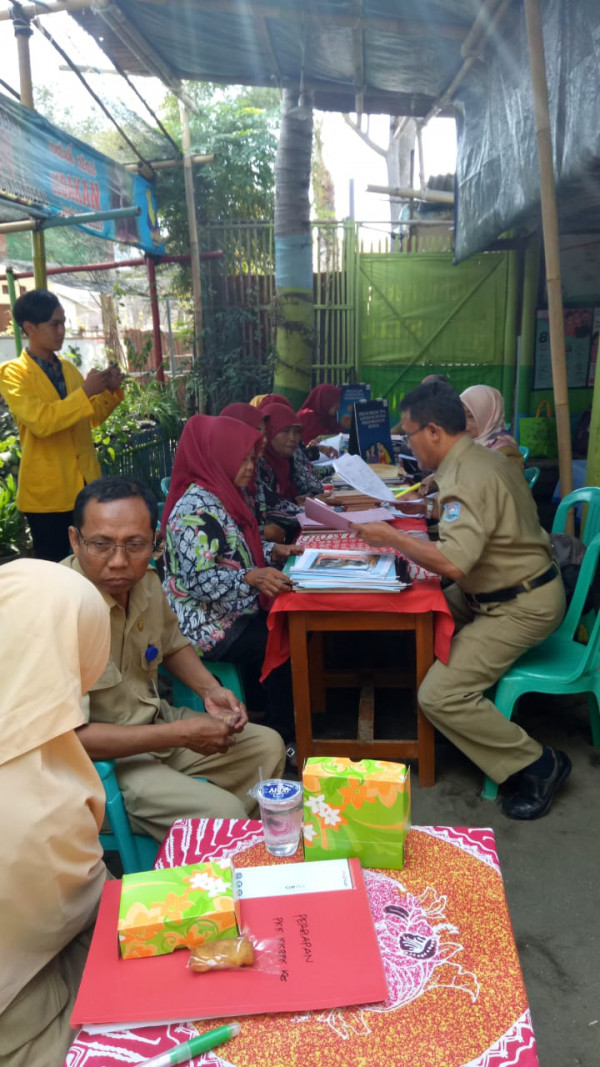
[
  {"x1": 358, "y1": 250, "x2": 517, "y2": 420},
  {"x1": 100, "y1": 430, "x2": 178, "y2": 501}
]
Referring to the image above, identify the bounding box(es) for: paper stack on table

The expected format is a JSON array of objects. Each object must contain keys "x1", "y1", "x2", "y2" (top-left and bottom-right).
[
  {"x1": 288, "y1": 548, "x2": 406, "y2": 592},
  {"x1": 332, "y1": 453, "x2": 403, "y2": 500},
  {"x1": 302, "y1": 496, "x2": 396, "y2": 531}
]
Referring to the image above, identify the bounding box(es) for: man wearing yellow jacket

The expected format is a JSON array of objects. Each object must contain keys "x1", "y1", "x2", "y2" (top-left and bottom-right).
[{"x1": 0, "y1": 289, "x2": 124, "y2": 561}]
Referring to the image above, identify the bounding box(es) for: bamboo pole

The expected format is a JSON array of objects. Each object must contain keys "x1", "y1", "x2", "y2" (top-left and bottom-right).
[
  {"x1": 179, "y1": 100, "x2": 204, "y2": 410},
  {"x1": 0, "y1": 0, "x2": 101, "y2": 20},
  {"x1": 367, "y1": 184, "x2": 454, "y2": 205},
  {"x1": 5, "y1": 269, "x2": 22, "y2": 358},
  {"x1": 524, "y1": 0, "x2": 573, "y2": 501},
  {"x1": 11, "y1": 8, "x2": 47, "y2": 288}
]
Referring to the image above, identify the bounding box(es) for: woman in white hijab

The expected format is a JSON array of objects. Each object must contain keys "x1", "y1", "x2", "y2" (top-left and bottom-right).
[
  {"x1": 460, "y1": 384, "x2": 523, "y2": 466},
  {"x1": 0, "y1": 558, "x2": 110, "y2": 1067}
]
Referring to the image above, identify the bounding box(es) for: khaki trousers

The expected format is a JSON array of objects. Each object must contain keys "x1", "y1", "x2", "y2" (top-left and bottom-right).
[
  {"x1": 115, "y1": 711, "x2": 286, "y2": 841},
  {"x1": 0, "y1": 927, "x2": 92, "y2": 1067},
  {"x1": 418, "y1": 578, "x2": 566, "y2": 783}
]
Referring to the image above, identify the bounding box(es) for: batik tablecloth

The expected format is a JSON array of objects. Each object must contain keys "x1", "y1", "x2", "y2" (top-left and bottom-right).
[{"x1": 67, "y1": 818, "x2": 539, "y2": 1067}]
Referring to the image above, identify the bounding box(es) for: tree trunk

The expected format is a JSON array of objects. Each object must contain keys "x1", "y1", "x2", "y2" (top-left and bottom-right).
[
  {"x1": 273, "y1": 89, "x2": 314, "y2": 408},
  {"x1": 100, "y1": 293, "x2": 124, "y2": 366}
]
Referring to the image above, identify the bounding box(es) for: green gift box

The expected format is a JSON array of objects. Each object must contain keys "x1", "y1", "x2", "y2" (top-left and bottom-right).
[
  {"x1": 302, "y1": 756, "x2": 411, "y2": 870},
  {"x1": 117, "y1": 860, "x2": 238, "y2": 959}
]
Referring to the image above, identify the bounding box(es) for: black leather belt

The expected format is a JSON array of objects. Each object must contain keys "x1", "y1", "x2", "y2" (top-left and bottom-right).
[{"x1": 465, "y1": 563, "x2": 559, "y2": 605}]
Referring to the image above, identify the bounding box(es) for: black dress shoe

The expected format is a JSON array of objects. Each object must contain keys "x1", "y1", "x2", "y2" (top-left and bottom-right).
[{"x1": 501, "y1": 749, "x2": 572, "y2": 820}]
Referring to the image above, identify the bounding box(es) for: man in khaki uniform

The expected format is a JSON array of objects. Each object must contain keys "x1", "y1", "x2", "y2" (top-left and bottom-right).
[
  {"x1": 63, "y1": 476, "x2": 285, "y2": 842},
  {"x1": 355, "y1": 381, "x2": 570, "y2": 820}
]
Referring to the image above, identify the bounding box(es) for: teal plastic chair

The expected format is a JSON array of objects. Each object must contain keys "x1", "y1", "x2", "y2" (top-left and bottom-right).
[
  {"x1": 96, "y1": 760, "x2": 160, "y2": 874},
  {"x1": 552, "y1": 486, "x2": 600, "y2": 546},
  {"x1": 171, "y1": 660, "x2": 245, "y2": 712},
  {"x1": 95, "y1": 668, "x2": 235, "y2": 872},
  {"x1": 519, "y1": 444, "x2": 530, "y2": 461},
  {"x1": 160, "y1": 476, "x2": 171, "y2": 498},
  {"x1": 481, "y1": 531, "x2": 600, "y2": 800},
  {"x1": 524, "y1": 466, "x2": 540, "y2": 489}
]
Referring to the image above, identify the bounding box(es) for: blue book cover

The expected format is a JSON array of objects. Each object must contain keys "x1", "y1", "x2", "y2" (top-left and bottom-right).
[
  {"x1": 352, "y1": 399, "x2": 394, "y2": 464},
  {"x1": 338, "y1": 382, "x2": 371, "y2": 430}
]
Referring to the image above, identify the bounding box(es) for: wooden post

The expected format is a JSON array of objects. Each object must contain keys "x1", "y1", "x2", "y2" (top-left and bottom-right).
[
  {"x1": 146, "y1": 256, "x2": 165, "y2": 384},
  {"x1": 12, "y1": 6, "x2": 48, "y2": 289},
  {"x1": 179, "y1": 100, "x2": 204, "y2": 411},
  {"x1": 524, "y1": 0, "x2": 573, "y2": 500}
]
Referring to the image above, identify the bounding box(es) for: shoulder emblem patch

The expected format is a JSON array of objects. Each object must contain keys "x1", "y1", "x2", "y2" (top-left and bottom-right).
[{"x1": 442, "y1": 501, "x2": 461, "y2": 523}]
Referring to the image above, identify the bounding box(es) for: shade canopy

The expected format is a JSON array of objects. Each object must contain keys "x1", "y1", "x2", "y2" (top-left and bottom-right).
[{"x1": 71, "y1": 0, "x2": 476, "y2": 117}]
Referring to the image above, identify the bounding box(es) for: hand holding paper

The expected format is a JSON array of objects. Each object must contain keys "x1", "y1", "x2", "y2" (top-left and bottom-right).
[{"x1": 351, "y1": 521, "x2": 400, "y2": 550}]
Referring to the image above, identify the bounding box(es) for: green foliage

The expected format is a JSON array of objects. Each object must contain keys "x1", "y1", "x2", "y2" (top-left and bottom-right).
[
  {"x1": 92, "y1": 338, "x2": 187, "y2": 467},
  {"x1": 187, "y1": 302, "x2": 274, "y2": 413},
  {"x1": 158, "y1": 85, "x2": 279, "y2": 280},
  {"x1": 0, "y1": 474, "x2": 23, "y2": 557}
]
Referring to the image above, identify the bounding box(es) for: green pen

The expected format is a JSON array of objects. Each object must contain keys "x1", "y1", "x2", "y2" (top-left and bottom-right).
[{"x1": 140, "y1": 1022, "x2": 241, "y2": 1067}]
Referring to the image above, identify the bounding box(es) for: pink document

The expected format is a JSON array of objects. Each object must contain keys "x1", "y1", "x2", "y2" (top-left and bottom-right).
[{"x1": 303, "y1": 496, "x2": 395, "y2": 531}]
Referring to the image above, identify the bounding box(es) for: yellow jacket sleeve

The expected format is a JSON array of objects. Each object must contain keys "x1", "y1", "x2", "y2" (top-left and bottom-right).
[
  {"x1": 0, "y1": 359, "x2": 94, "y2": 438},
  {"x1": 89, "y1": 387, "x2": 124, "y2": 428}
]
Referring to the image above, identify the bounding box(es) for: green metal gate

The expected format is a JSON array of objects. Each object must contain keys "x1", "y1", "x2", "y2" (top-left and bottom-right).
[{"x1": 358, "y1": 246, "x2": 518, "y2": 418}]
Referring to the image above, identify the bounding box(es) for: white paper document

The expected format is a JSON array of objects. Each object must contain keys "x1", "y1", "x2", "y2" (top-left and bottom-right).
[
  {"x1": 332, "y1": 453, "x2": 397, "y2": 501},
  {"x1": 233, "y1": 859, "x2": 353, "y2": 900}
]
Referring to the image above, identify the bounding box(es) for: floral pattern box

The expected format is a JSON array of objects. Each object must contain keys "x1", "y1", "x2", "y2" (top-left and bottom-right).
[
  {"x1": 117, "y1": 860, "x2": 237, "y2": 959},
  {"x1": 303, "y1": 757, "x2": 411, "y2": 870}
]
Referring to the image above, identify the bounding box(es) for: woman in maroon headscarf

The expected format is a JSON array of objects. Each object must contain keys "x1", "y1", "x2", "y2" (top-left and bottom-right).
[
  {"x1": 297, "y1": 383, "x2": 343, "y2": 446},
  {"x1": 162, "y1": 415, "x2": 296, "y2": 745}
]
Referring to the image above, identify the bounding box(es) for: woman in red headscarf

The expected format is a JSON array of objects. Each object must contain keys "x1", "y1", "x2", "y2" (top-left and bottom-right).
[
  {"x1": 257, "y1": 401, "x2": 332, "y2": 510},
  {"x1": 162, "y1": 415, "x2": 297, "y2": 745},
  {"x1": 297, "y1": 383, "x2": 343, "y2": 445}
]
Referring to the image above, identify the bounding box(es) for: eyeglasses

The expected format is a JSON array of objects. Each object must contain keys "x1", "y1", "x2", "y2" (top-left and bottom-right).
[
  {"x1": 75, "y1": 530, "x2": 157, "y2": 558},
  {"x1": 404, "y1": 425, "x2": 427, "y2": 440}
]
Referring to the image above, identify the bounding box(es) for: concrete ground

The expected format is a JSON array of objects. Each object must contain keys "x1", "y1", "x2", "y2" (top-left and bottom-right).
[{"x1": 387, "y1": 692, "x2": 599, "y2": 1067}]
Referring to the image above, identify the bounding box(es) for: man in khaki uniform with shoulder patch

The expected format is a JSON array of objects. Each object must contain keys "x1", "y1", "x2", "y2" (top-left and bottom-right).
[
  {"x1": 62, "y1": 475, "x2": 285, "y2": 843},
  {"x1": 355, "y1": 381, "x2": 570, "y2": 820}
]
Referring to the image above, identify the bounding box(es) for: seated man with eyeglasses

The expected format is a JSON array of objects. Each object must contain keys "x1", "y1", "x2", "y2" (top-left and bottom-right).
[{"x1": 62, "y1": 476, "x2": 285, "y2": 843}]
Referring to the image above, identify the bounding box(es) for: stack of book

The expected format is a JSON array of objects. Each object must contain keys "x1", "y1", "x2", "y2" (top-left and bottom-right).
[{"x1": 287, "y1": 548, "x2": 406, "y2": 592}]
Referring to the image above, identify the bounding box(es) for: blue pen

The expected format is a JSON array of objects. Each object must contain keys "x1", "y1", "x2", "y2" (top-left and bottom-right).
[{"x1": 141, "y1": 1022, "x2": 241, "y2": 1067}]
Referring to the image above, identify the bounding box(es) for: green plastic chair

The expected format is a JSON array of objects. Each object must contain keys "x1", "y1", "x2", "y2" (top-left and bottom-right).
[
  {"x1": 160, "y1": 476, "x2": 171, "y2": 499},
  {"x1": 524, "y1": 466, "x2": 540, "y2": 489},
  {"x1": 552, "y1": 486, "x2": 600, "y2": 546},
  {"x1": 518, "y1": 444, "x2": 530, "y2": 461},
  {"x1": 96, "y1": 760, "x2": 160, "y2": 874},
  {"x1": 481, "y1": 531, "x2": 600, "y2": 800},
  {"x1": 171, "y1": 660, "x2": 246, "y2": 712}
]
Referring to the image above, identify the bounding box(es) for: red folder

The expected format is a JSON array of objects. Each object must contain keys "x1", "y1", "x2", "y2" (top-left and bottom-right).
[{"x1": 72, "y1": 858, "x2": 388, "y2": 1032}]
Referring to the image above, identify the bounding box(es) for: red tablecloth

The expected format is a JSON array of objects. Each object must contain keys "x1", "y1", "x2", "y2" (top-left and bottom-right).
[
  {"x1": 262, "y1": 579, "x2": 454, "y2": 679},
  {"x1": 67, "y1": 818, "x2": 539, "y2": 1067},
  {"x1": 262, "y1": 515, "x2": 454, "y2": 679}
]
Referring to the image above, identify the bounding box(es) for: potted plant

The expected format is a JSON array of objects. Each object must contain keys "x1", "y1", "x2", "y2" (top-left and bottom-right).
[{"x1": 0, "y1": 474, "x2": 23, "y2": 564}]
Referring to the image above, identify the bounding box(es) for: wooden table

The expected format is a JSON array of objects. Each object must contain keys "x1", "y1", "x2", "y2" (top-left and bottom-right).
[
  {"x1": 66, "y1": 818, "x2": 540, "y2": 1067},
  {"x1": 288, "y1": 603, "x2": 436, "y2": 785}
]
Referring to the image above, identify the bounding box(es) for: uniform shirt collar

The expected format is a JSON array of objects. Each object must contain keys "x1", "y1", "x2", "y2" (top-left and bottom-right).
[{"x1": 434, "y1": 433, "x2": 473, "y2": 481}]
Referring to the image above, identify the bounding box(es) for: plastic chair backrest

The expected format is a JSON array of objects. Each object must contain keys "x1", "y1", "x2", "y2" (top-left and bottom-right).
[
  {"x1": 160, "y1": 476, "x2": 171, "y2": 499},
  {"x1": 95, "y1": 759, "x2": 159, "y2": 874},
  {"x1": 552, "y1": 486, "x2": 600, "y2": 546},
  {"x1": 170, "y1": 659, "x2": 246, "y2": 713},
  {"x1": 518, "y1": 444, "x2": 530, "y2": 461},
  {"x1": 524, "y1": 466, "x2": 540, "y2": 489},
  {"x1": 558, "y1": 532, "x2": 600, "y2": 670}
]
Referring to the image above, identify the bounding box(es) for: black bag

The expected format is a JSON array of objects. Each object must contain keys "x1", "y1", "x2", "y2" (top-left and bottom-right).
[{"x1": 550, "y1": 532, "x2": 596, "y2": 611}]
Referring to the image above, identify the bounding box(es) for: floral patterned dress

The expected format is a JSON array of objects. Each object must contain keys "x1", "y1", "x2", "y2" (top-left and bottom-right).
[{"x1": 163, "y1": 485, "x2": 274, "y2": 658}]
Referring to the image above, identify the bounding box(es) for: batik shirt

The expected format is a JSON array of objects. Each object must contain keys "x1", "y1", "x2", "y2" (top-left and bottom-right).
[{"x1": 163, "y1": 485, "x2": 274, "y2": 657}]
